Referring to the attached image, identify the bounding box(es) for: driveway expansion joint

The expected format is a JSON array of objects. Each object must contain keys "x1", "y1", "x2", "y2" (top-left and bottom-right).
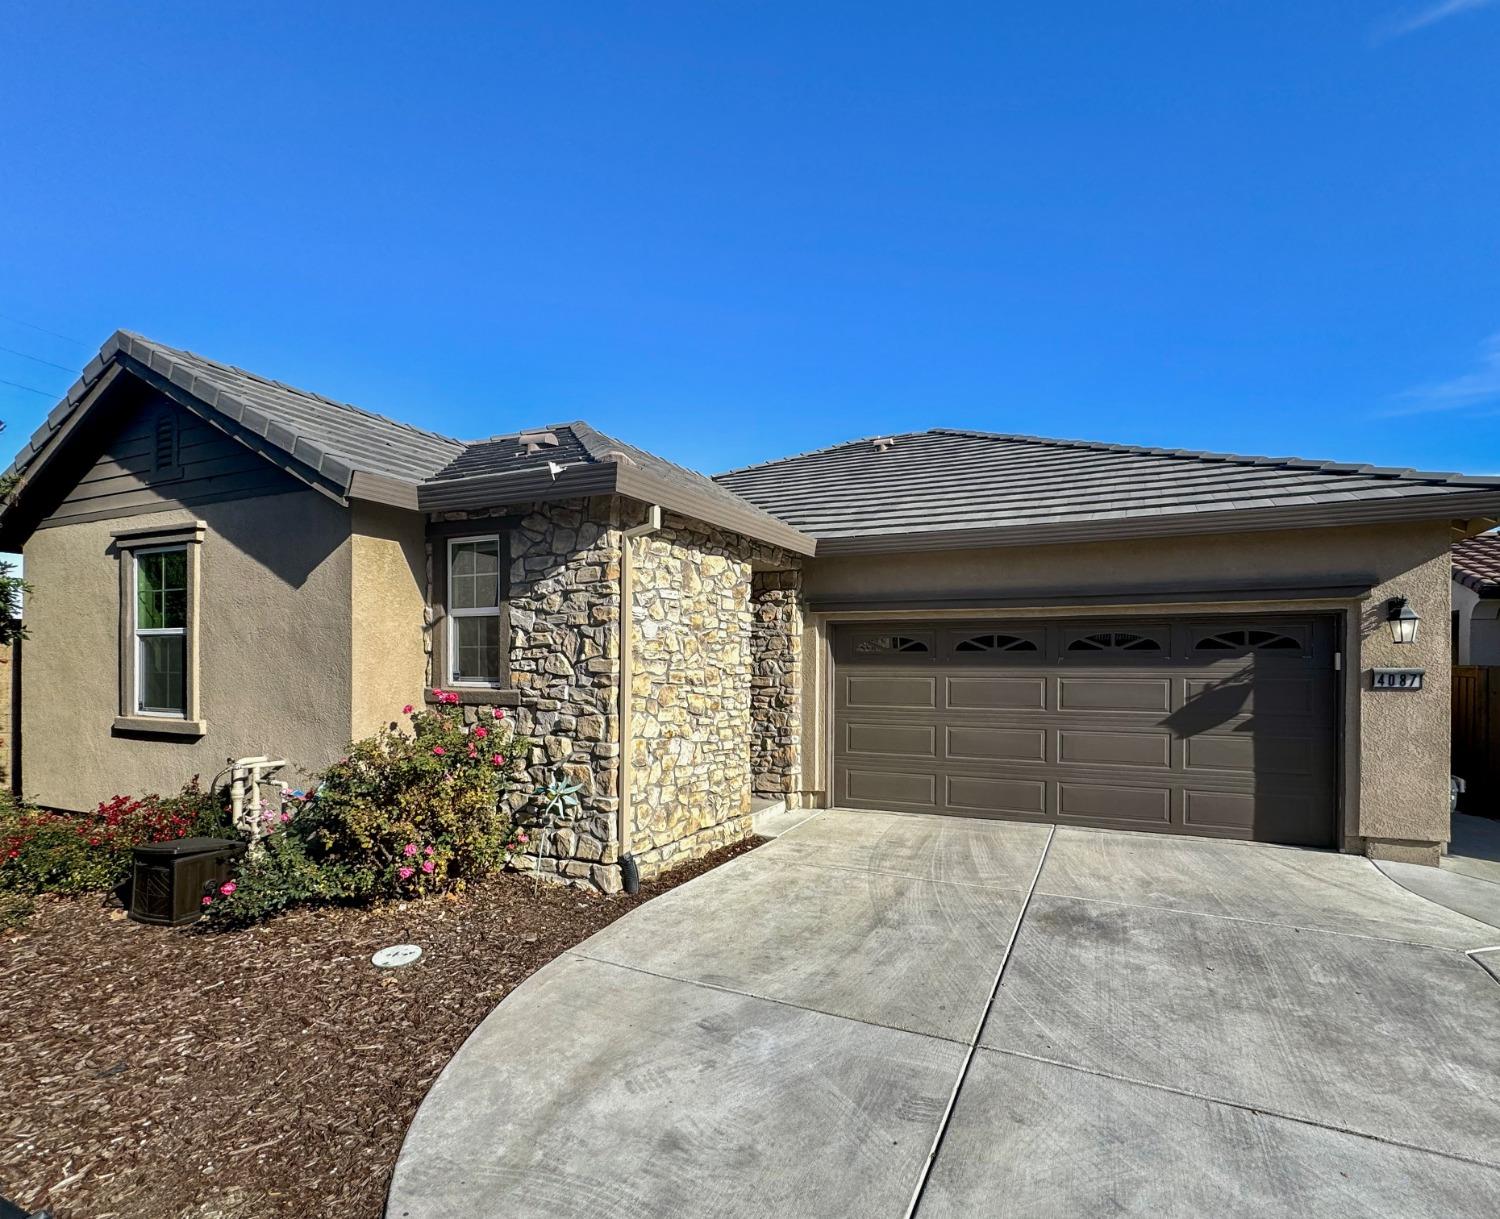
[
  {"x1": 979, "y1": 1045, "x2": 1500, "y2": 1174},
  {"x1": 904, "y1": 825, "x2": 1056, "y2": 1219}
]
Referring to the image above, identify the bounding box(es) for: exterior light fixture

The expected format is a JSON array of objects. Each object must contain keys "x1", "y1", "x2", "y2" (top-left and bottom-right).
[{"x1": 1387, "y1": 597, "x2": 1419, "y2": 645}]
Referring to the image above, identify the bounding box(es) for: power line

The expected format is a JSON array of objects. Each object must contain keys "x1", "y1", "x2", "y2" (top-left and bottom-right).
[
  {"x1": 0, "y1": 342, "x2": 76, "y2": 374},
  {"x1": 0, "y1": 375, "x2": 61, "y2": 398},
  {"x1": 0, "y1": 311, "x2": 91, "y2": 350}
]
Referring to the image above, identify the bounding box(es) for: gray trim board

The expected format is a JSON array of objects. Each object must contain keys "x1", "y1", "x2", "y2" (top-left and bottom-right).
[{"x1": 805, "y1": 579, "x2": 1378, "y2": 614}]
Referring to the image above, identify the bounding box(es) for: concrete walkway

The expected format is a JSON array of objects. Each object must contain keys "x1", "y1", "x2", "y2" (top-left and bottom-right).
[
  {"x1": 388, "y1": 811, "x2": 1500, "y2": 1219},
  {"x1": 1375, "y1": 813, "x2": 1500, "y2": 932}
]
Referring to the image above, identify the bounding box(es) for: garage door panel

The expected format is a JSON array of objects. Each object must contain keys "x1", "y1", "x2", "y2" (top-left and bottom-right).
[
  {"x1": 946, "y1": 775, "x2": 1047, "y2": 817},
  {"x1": 946, "y1": 725, "x2": 1046, "y2": 762},
  {"x1": 844, "y1": 674, "x2": 936, "y2": 710},
  {"x1": 945, "y1": 676, "x2": 1046, "y2": 710},
  {"x1": 1057, "y1": 677, "x2": 1171, "y2": 713},
  {"x1": 844, "y1": 768, "x2": 936, "y2": 808},
  {"x1": 1184, "y1": 733, "x2": 1317, "y2": 777},
  {"x1": 833, "y1": 616, "x2": 1337, "y2": 847},
  {"x1": 1058, "y1": 782, "x2": 1172, "y2": 826},
  {"x1": 1057, "y1": 729, "x2": 1172, "y2": 769},
  {"x1": 844, "y1": 721, "x2": 937, "y2": 759}
]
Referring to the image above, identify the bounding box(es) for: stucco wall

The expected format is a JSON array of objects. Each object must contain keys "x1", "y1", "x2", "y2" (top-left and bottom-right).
[
  {"x1": 800, "y1": 520, "x2": 1456, "y2": 858},
  {"x1": 351, "y1": 501, "x2": 428, "y2": 737},
  {"x1": 21, "y1": 489, "x2": 354, "y2": 809}
]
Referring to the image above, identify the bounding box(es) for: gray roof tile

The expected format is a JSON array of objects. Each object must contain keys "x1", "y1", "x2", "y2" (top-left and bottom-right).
[{"x1": 714, "y1": 427, "x2": 1500, "y2": 548}]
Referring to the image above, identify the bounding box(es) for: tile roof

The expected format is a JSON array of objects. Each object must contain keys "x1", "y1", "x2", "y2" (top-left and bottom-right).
[
  {"x1": 1453, "y1": 533, "x2": 1500, "y2": 594},
  {"x1": 714, "y1": 428, "x2": 1500, "y2": 552},
  {"x1": 0, "y1": 331, "x2": 814, "y2": 555}
]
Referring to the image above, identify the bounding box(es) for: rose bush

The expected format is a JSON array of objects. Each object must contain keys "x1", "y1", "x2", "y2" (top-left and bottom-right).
[
  {"x1": 0, "y1": 779, "x2": 227, "y2": 896},
  {"x1": 202, "y1": 695, "x2": 534, "y2": 928}
]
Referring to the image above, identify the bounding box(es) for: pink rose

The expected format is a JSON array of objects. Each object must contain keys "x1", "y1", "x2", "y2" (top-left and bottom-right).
[
  {"x1": 398, "y1": 865, "x2": 414, "y2": 880},
  {"x1": 201, "y1": 895, "x2": 213, "y2": 906},
  {"x1": 423, "y1": 845, "x2": 435, "y2": 856},
  {"x1": 473, "y1": 726, "x2": 487, "y2": 739},
  {"x1": 491, "y1": 753, "x2": 506, "y2": 766},
  {"x1": 421, "y1": 859, "x2": 435, "y2": 874},
  {"x1": 403, "y1": 843, "x2": 418, "y2": 857},
  {"x1": 432, "y1": 746, "x2": 446, "y2": 756},
  {"x1": 219, "y1": 881, "x2": 236, "y2": 896},
  {"x1": 493, "y1": 708, "x2": 506, "y2": 720},
  {"x1": 402, "y1": 704, "x2": 414, "y2": 715}
]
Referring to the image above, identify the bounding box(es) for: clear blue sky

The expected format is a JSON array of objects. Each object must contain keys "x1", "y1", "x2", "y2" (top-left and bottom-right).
[{"x1": 2, "y1": 1, "x2": 1498, "y2": 483}]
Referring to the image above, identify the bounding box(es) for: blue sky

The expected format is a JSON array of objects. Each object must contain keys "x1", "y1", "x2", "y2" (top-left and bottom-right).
[{"x1": 1, "y1": 1, "x2": 1497, "y2": 485}]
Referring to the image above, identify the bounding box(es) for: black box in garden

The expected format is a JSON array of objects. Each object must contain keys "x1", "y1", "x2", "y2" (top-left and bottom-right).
[{"x1": 128, "y1": 837, "x2": 246, "y2": 927}]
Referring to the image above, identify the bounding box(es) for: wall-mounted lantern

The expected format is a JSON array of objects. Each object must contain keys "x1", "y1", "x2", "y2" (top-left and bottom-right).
[{"x1": 1387, "y1": 597, "x2": 1420, "y2": 645}]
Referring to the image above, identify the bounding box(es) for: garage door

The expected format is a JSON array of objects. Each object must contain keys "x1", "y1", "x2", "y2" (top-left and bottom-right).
[{"x1": 832, "y1": 617, "x2": 1339, "y2": 846}]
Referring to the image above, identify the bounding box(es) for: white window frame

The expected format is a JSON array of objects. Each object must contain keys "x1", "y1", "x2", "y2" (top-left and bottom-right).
[
  {"x1": 446, "y1": 534, "x2": 503, "y2": 688},
  {"x1": 133, "y1": 544, "x2": 189, "y2": 718}
]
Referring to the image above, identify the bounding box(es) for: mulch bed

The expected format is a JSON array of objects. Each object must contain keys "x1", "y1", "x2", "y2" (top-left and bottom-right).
[{"x1": 0, "y1": 837, "x2": 765, "y2": 1219}]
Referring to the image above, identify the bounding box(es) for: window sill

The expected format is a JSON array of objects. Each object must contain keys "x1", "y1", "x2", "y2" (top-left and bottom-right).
[
  {"x1": 426, "y1": 688, "x2": 520, "y2": 707},
  {"x1": 113, "y1": 715, "x2": 208, "y2": 739}
]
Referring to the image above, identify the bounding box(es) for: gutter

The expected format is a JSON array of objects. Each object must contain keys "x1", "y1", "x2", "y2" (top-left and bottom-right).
[{"x1": 616, "y1": 502, "x2": 661, "y2": 893}]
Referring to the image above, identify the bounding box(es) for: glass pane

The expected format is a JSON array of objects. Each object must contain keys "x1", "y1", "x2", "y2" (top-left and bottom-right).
[
  {"x1": 450, "y1": 540, "x2": 500, "y2": 610},
  {"x1": 137, "y1": 550, "x2": 187, "y2": 629},
  {"x1": 453, "y1": 615, "x2": 500, "y2": 683},
  {"x1": 139, "y1": 635, "x2": 186, "y2": 714}
]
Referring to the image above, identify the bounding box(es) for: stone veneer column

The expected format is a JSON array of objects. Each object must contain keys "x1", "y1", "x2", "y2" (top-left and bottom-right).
[{"x1": 749, "y1": 570, "x2": 803, "y2": 804}]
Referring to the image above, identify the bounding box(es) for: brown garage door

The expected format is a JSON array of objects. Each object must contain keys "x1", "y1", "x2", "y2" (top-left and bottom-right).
[{"x1": 832, "y1": 617, "x2": 1339, "y2": 846}]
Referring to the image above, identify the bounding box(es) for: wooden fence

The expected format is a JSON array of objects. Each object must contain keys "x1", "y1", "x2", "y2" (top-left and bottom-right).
[{"x1": 1453, "y1": 665, "x2": 1500, "y2": 808}]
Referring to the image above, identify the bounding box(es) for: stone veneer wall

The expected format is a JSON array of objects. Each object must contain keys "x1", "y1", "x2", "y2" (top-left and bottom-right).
[
  {"x1": 428, "y1": 498, "x2": 624, "y2": 890},
  {"x1": 427, "y1": 497, "x2": 797, "y2": 890},
  {"x1": 628, "y1": 513, "x2": 784, "y2": 878},
  {"x1": 749, "y1": 570, "x2": 803, "y2": 803}
]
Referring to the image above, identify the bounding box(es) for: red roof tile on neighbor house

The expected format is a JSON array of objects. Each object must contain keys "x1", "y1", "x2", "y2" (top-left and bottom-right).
[{"x1": 1454, "y1": 533, "x2": 1500, "y2": 594}]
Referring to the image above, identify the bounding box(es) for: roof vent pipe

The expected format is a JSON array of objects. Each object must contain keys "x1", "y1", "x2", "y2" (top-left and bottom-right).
[
  {"x1": 872, "y1": 437, "x2": 895, "y2": 452},
  {"x1": 616, "y1": 502, "x2": 661, "y2": 894}
]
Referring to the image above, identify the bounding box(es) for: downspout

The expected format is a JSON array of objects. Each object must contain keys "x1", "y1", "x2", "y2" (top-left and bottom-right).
[{"x1": 617, "y1": 503, "x2": 661, "y2": 894}]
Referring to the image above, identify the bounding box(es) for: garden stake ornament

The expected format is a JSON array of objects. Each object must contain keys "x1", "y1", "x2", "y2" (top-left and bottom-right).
[{"x1": 533, "y1": 771, "x2": 583, "y2": 893}]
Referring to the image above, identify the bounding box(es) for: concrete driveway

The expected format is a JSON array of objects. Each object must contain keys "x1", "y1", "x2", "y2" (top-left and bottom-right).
[{"x1": 387, "y1": 811, "x2": 1500, "y2": 1218}]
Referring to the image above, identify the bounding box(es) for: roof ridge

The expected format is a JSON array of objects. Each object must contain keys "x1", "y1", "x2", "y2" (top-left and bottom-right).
[
  {"x1": 925, "y1": 427, "x2": 1477, "y2": 486},
  {"x1": 129, "y1": 334, "x2": 465, "y2": 452}
]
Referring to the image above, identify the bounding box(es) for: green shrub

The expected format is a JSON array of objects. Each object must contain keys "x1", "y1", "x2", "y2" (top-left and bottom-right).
[
  {"x1": 0, "y1": 889, "x2": 33, "y2": 931},
  {"x1": 202, "y1": 696, "x2": 534, "y2": 927},
  {"x1": 0, "y1": 779, "x2": 229, "y2": 895}
]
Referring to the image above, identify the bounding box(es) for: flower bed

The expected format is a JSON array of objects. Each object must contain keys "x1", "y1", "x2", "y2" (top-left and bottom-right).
[{"x1": 0, "y1": 837, "x2": 764, "y2": 1218}]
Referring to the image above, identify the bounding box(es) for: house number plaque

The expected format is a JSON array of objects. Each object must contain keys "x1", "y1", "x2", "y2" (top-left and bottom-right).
[{"x1": 1371, "y1": 668, "x2": 1424, "y2": 691}]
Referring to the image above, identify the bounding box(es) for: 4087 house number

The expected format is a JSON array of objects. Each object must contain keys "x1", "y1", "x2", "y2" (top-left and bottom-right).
[{"x1": 1371, "y1": 668, "x2": 1425, "y2": 691}]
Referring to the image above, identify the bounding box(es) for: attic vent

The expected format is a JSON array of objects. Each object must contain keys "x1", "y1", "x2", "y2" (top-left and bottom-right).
[
  {"x1": 518, "y1": 430, "x2": 560, "y2": 455},
  {"x1": 872, "y1": 437, "x2": 895, "y2": 452},
  {"x1": 151, "y1": 411, "x2": 180, "y2": 476}
]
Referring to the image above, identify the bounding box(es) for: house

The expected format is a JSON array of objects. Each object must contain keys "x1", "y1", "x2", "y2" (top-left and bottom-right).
[
  {"x1": 1452, "y1": 533, "x2": 1500, "y2": 665},
  {"x1": 3, "y1": 331, "x2": 1498, "y2": 888}
]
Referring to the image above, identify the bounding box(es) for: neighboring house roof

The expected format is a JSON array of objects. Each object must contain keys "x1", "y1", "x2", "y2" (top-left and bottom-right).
[
  {"x1": 1453, "y1": 533, "x2": 1500, "y2": 595},
  {"x1": 714, "y1": 428, "x2": 1500, "y2": 553},
  {"x1": 0, "y1": 331, "x2": 814, "y2": 556}
]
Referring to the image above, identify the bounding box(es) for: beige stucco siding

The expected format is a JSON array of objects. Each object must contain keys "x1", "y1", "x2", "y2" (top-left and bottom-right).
[
  {"x1": 800, "y1": 520, "x2": 1455, "y2": 856},
  {"x1": 350, "y1": 501, "x2": 428, "y2": 737},
  {"x1": 21, "y1": 490, "x2": 355, "y2": 809}
]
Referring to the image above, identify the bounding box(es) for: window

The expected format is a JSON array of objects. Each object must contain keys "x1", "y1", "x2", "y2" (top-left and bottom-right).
[
  {"x1": 135, "y1": 548, "x2": 188, "y2": 714},
  {"x1": 954, "y1": 633, "x2": 1039, "y2": 653},
  {"x1": 854, "y1": 634, "x2": 930, "y2": 654},
  {"x1": 447, "y1": 536, "x2": 503, "y2": 685},
  {"x1": 1066, "y1": 631, "x2": 1164, "y2": 653},
  {"x1": 114, "y1": 521, "x2": 204, "y2": 736},
  {"x1": 1195, "y1": 628, "x2": 1302, "y2": 652}
]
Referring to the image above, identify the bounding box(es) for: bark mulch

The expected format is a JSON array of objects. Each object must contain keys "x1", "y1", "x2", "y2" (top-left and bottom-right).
[{"x1": 0, "y1": 837, "x2": 766, "y2": 1219}]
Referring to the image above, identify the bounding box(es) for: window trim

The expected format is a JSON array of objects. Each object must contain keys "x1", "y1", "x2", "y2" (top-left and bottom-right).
[{"x1": 113, "y1": 522, "x2": 206, "y2": 737}]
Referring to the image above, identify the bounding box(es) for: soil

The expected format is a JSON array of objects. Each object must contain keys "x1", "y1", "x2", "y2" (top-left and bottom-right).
[{"x1": 0, "y1": 837, "x2": 766, "y2": 1219}]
